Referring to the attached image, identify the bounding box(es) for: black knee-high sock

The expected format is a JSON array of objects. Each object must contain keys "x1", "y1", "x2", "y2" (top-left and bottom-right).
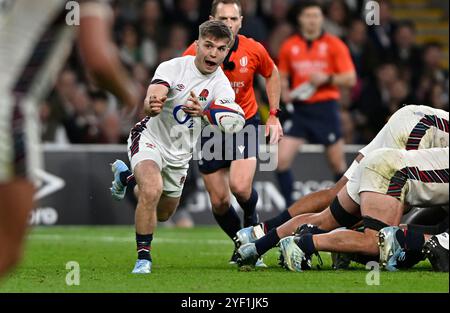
[
  {"x1": 238, "y1": 188, "x2": 259, "y2": 227},
  {"x1": 264, "y1": 210, "x2": 292, "y2": 232},
  {"x1": 136, "y1": 233, "x2": 152, "y2": 261},
  {"x1": 255, "y1": 229, "x2": 280, "y2": 256},
  {"x1": 120, "y1": 171, "x2": 137, "y2": 191},
  {"x1": 276, "y1": 170, "x2": 294, "y2": 207},
  {"x1": 213, "y1": 206, "x2": 242, "y2": 240}
]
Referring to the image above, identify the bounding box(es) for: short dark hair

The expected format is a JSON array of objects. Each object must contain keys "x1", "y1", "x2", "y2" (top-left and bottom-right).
[
  {"x1": 211, "y1": 0, "x2": 242, "y2": 17},
  {"x1": 198, "y1": 20, "x2": 233, "y2": 43},
  {"x1": 297, "y1": 0, "x2": 323, "y2": 16}
]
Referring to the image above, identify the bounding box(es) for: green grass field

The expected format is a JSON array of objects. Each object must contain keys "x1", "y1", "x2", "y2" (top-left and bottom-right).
[{"x1": 0, "y1": 226, "x2": 448, "y2": 293}]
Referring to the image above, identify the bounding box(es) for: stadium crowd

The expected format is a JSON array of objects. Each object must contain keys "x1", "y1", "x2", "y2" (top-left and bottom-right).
[{"x1": 40, "y1": 0, "x2": 449, "y2": 145}]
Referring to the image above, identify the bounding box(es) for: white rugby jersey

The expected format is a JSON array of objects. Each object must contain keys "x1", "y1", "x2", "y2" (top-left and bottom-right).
[
  {"x1": 141, "y1": 55, "x2": 235, "y2": 166},
  {"x1": 345, "y1": 105, "x2": 449, "y2": 179}
]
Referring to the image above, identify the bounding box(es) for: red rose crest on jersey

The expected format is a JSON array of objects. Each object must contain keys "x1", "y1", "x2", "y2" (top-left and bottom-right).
[{"x1": 199, "y1": 89, "x2": 209, "y2": 101}]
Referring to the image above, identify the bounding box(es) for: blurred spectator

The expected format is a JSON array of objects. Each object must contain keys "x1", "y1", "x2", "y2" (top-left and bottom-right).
[
  {"x1": 97, "y1": 111, "x2": 122, "y2": 143},
  {"x1": 346, "y1": 19, "x2": 379, "y2": 80},
  {"x1": 387, "y1": 79, "x2": 414, "y2": 114},
  {"x1": 367, "y1": 0, "x2": 397, "y2": 58},
  {"x1": 415, "y1": 42, "x2": 449, "y2": 104},
  {"x1": 173, "y1": 0, "x2": 203, "y2": 42},
  {"x1": 139, "y1": 0, "x2": 167, "y2": 71},
  {"x1": 119, "y1": 23, "x2": 142, "y2": 67},
  {"x1": 240, "y1": 0, "x2": 268, "y2": 43},
  {"x1": 426, "y1": 83, "x2": 449, "y2": 111},
  {"x1": 62, "y1": 85, "x2": 98, "y2": 144},
  {"x1": 262, "y1": 0, "x2": 292, "y2": 30},
  {"x1": 323, "y1": 0, "x2": 352, "y2": 39},
  {"x1": 266, "y1": 22, "x2": 293, "y2": 61},
  {"x1": 158, "y1": 23, "x2": 190, "y2": 62},
  {"x1": 390, "y1": 20, "x2": 422, "y2": 83},
  {"x1": 354, "y1": 62, "x2": 400, "y2": 141}
]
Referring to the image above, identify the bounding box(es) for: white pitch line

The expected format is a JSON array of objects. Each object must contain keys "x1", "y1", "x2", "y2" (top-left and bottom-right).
[{"x1": 28, "y1": 234, "x2": 231, "y2": 245}]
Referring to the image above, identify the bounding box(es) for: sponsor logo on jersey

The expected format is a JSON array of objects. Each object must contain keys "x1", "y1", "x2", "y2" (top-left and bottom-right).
[
  {"x1": 146, "y1": 143, "x2": 156, "y2": 149},
  {"x1": 176, "y1": 84, "x2": 185, "y2": 91}
]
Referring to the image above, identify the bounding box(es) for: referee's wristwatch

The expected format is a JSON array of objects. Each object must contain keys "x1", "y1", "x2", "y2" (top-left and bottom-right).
[{"x1": 269, "y1": 108, "x2": 282, "y2": 118}]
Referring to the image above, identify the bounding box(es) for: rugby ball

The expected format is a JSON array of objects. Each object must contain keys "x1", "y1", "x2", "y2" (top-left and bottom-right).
[{"x1": 203, "y1": 100, "x2": 246, "y2": 133}]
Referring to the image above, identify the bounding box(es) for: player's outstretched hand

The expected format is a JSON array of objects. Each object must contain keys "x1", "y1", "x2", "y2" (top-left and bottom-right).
[
  {"x1": 144, "y1": 95, "x2": 167, "y2": 117},
  {"x1": 183, "y1": 91, "x2": 203, "y2": 117},
  {"x1": 265, "y1": 115, "x2": 283, "y2": 144}
]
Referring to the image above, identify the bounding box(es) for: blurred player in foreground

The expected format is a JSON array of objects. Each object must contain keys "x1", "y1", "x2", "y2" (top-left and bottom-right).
[
  {"x1": 111, "y1": 21, "x2": 235, "y2": 274},
  {"x1": 0, "y1": 0, "x2": 138, "y2": 279}
]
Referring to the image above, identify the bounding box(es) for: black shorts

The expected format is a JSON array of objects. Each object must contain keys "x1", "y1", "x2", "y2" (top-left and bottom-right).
[
  {"x1": 284, "y1": 100, "x2": 342, "y2": 146},
  {"x1": 198, "y1": 115, "x2": 261, "y2": 174}
]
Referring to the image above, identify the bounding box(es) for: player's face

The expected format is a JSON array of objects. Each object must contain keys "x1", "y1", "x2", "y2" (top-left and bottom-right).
[
  {"x1": 298, "y1": 7, "x2": 323, "y2": 34},
  {"x1": 195, "y1": 36, "x2": 230, "y2": 74},
  {"x1": 211, "y1": 3, "x2": 242, "y2": 39}
]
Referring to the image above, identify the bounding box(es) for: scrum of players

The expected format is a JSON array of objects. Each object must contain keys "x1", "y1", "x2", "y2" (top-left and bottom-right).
[{"x1": 235, "y1": 104, "x2": 449, "y2": 273}]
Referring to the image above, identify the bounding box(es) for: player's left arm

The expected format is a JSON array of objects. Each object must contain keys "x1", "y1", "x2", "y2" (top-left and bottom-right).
[{"x1": 256, "y1": 42, "x2": 283, "y2": 144}]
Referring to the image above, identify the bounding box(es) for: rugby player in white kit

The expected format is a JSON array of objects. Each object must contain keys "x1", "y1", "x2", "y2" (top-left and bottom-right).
[
  {"x1": 115, "y1": 20, "x2": 235, "y2": 274},
  {"x1": 279, "y1": 146, "x2": 448, "y2": 272}
]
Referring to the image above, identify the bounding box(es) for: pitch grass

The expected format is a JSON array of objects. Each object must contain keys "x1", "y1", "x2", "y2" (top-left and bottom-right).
[{"x1": 0, "y1": 226, "x2": 448, "y2": 293}]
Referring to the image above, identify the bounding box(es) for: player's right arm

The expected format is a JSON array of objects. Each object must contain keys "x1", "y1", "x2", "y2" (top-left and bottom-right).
[
  {"x1": 77, "y1": 1, "x2": 139, "y2": 111},
  {"x1": 144, "y1": 84, "x2": 168, "y2": 117}
]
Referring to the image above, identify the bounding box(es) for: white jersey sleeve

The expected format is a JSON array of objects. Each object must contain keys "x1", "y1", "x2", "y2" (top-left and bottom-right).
[{"x1": 151, "y1": 59, "x2": 178, "y2": 88}]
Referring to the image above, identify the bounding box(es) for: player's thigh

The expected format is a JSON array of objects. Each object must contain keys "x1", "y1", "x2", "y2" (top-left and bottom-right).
[
  {"x1": 202, "y1": 168, "x2": 231, "y2": 210},
  {"x1": 358, "y1": 149, "x2": 407, "y2": 226},
  {"x1": 360, "y1": 192, "x2": 404, "y2": 226},
  {"x1": 229, "y1": 158, "x2": 257, "y2": 197},
  {"x1": 277, "y1": 136, "x2": 304, "y2": 171}
]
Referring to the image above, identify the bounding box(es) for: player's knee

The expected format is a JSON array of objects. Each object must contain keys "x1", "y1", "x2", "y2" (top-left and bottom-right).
[
  {"x1": 210, "y1": 194, "x2": 230, "y2": 214},
  {"x1": 139, "y1": 184, "x2": 162, "y2": 204},
  {"x1": 229, "y1": 182, "x2": 251, "y2": 201}
]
